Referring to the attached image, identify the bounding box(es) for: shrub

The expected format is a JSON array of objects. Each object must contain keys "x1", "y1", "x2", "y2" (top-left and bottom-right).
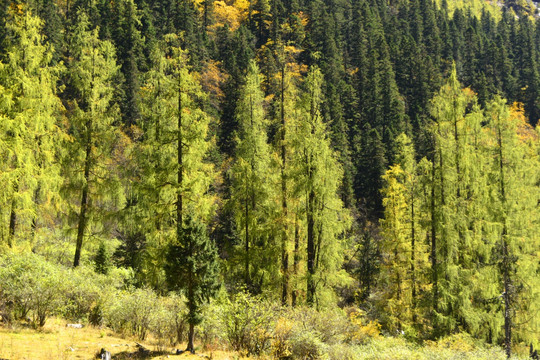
[
  {"x1": 289, "y1": 306, "x2": 352, "y2": 345},
  {"x1": 104, "y1": 287, "x2": 157, "y2": 340},
  {"x1": 289, "y1": 329, "x2": 328, "y2": 360},
  {"x1": 151, "y1": 293, "x2": 188, "y2": 346},
  {"x1": 222, "y1": 291, "x2": 276, "y2": 356},
  {"x1": 271, "y1": 317, "x2": 294, "y2": 359},
  {"x1": 62, "y1": 266, "x2": 113, "y2": 324},
  {"x1": 199, "y1": 298, "x2": 227, "y2": 348},
  {"x1": 0, "y1": 252, "x2": 66, "y2": 327},
  {"x1": 347, "y1": 308, "x2": 382, "y2": 344}
]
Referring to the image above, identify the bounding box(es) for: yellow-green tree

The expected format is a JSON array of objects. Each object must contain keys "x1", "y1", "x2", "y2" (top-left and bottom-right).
[
  {"x1": 0, "y1": 7, "x2": 63, "y2": 248},
  {"x1": 485, "y1": 99, "x2": 540, "y2": 356},
  {"x1": 229, "y1": 59, "x2": 279, "y2": 292},
  {"x1": 378, "y1": 133, "x2": 429, "y2": 333},
  {"x1": 294, "y1": 66, "x2": 351, "y2": 307},
  {"x1": 63, "y1": 12, "x2": 124, "y2": 267},
  {"x1": 133, "y1": 36, "x2": 215, "y2": 289}
]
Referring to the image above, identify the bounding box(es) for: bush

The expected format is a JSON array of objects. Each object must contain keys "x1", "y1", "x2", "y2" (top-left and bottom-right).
[
  {"x1": 222, "y1": 291, "x2": 276, "y2": 356},
  {"x1": 151, "y1": 293, "x2": 188, "y2": 347},
  {"x1": 199, "y1": 298, "x2": 227, "y2": 348},
  {"x1": 289, "y1": 329, "x2": 328, "y2": 360},
  {"x1": 61, "y1": 266, "x2": 117, "y2": 324},
  {"x1": 289, "y1": 307, "x2": 352, "y2": 345},
  {"x1": 0, "y1": 252, "x2": 66, "y2": 327},
  {"x1": 104, "y1": 287, "x2": 157, "y2": 340}
]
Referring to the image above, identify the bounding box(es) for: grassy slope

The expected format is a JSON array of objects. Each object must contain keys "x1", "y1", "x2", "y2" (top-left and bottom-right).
[
  {"x1": 0, "y1": 319, "x2": 244, "y2": 360},
  {"x1": 0, "y1": 319, "x2": 530, "y2": 360}
]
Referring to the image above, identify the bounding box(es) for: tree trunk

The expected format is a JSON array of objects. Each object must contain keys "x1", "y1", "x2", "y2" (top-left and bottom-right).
[
  {"x1": 177, "y1": 73, "x2": 183, "y2": 231},
  {"x1": 497, "y1": 121, "x2": 511, "y2": 359},
  {"x1": 280, "y1": 67, "x2": 289, "y2": 305},
  {"x1": 306, "y1": 188, "x2": 315, "y2": 306},
  {"x1": 186, "y1": 322, "x2": 195, "y2": 353},
  {"x1": 245, "y1": 189, "x2": 250, "y2": 287},
  {"x1": 7, "y1": 182, "x2": 18, "y2": 248},
  {"x1": 73, "y1": 119, "x2": 92, "y2": 268},
  {"x1": 411, "y1": 181, "x2": 417, "y2": 322},
  {"x1": 292, "y1": 212, "x2": 299, "y2": 306},
  {"x1": 430, "y1": 157, "x2": 438, "y2": 311}
]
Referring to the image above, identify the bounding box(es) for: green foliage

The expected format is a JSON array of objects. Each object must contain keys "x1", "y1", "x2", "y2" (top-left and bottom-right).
[
  {"x1": 222, "y1": 291, "x2": 275, "y2": 355},
  {"x1": 165, "y1": 216, "x2": 220, "y2": 323},
  {"x1": 293, "y1": 66, "x2": 352, "y2": 306},
  {"x1": 94, "y1": 241, "x2": 110, "y2": 275},
  {"x1": 0, "y1": 251, "x2": 65, "y2": 327},
  {"x1": 0, "y1": 7, "x2": 63, "y2": 247},
  {"x1": 229, "y1": 59, "x2": 279, "y2": 292},
  {"x1": 131, "y1": 36, "x2": 216, "y2": 290},
  {"x1": 62, "y1": 11, "x2": 124, "y2": 267}
]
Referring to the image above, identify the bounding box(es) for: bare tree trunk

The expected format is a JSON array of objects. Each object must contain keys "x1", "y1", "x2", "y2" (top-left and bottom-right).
[
  {"x1": 74, "y1": 125, "x2": 91, "y2": 267},
  {"x1": 280, "y1": 67, "x2": 289, "y2": 305}
]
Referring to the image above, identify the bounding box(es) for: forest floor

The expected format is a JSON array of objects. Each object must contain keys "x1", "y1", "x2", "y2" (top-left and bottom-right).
[{"x1": 0, "y1": 318, "x2": 243, "y2": 360}]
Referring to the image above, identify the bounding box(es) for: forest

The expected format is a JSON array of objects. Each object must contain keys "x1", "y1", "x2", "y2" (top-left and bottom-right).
[{"x1": 0, "y1": 0, "x2": 539, "y2": 357}]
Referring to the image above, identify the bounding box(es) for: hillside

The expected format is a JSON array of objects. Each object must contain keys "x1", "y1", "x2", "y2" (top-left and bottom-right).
[{"x1": 0, "y1": 0, "x2": 539, "y2": 357}]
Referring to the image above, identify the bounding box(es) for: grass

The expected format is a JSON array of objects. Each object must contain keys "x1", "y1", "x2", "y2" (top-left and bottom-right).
[
  {"x1": 0, "y1": 318, "x2": 529, "y2": 360},
  {"x1": 0, "y1": 318, "x2": 246, "y2": 360}
]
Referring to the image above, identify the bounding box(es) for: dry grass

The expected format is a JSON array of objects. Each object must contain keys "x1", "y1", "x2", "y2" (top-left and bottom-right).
[{"x1": 0, "y1": 318, "x2": 246, "y2": 360}]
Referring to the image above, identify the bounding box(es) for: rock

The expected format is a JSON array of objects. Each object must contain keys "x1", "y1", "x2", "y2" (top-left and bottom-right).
[
  {"x1": 175, "y1": 349, "x2": 183, "y2": 355},
  {"x1": 98, "y1": 348, "x2": 111, "y2": 360},
  {"x1": 66, "y1": 323, "x2": 83, "y2": 329}
]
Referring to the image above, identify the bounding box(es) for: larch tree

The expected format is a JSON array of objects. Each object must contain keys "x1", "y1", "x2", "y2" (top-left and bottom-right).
[
  {"x1": 294, "y1": 66, "x2": 351, "y2": 307},
  {"x1": 379, "y1": 133, "x2": 429, "y2": 333},
  {"x1": 134, "y1": 35, "x2": 215, "y2": 289},
  {"x1": 0, "y1": 7, "x2": 63, "y2": 248},
  {"x1": 63, "y1": 11, "x2": 124, "y2": 267},
  {"x1": 229, "y1": 59, "x2": 278, "y2": 293},
  {"x1": 486, "y1": 98, "x2": 540, "y2": 356}
]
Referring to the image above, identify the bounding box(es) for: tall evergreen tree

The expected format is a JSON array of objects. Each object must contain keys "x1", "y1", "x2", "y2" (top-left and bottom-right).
[
  {"x1": 165, "y1": 215, "x2": 220, "y2": 353},
  {"x1": 294, "y1": 66, "x2": 350, "y2": 307}
]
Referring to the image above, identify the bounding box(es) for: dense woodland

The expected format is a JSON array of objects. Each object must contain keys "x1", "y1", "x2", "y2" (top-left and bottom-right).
[{"x1": 0, "y1": 0, "x2": 539, "y2": 356}]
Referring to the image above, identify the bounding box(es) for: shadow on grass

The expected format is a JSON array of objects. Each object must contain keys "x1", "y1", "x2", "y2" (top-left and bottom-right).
[{"x1": 111, "y1": 349, "x2": 170, "y2": 359}]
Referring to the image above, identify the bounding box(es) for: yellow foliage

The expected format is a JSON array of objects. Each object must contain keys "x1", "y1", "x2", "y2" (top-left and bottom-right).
[
  {"x1": 211, "y1": 0, "x2": 248, "y2": 31},
  {"x1": 510, "y1": 102, "x2": 538, "y2": 143},
  {"x1": 200, "y1": 60, "x2": 227, "y2": 105},
  {"x1": 348, "y1": 309, "x2": 381, "y2": 344},
  {"x1": 271, "y1": 317, "x2": 294, "y2": 358},
  {"x1": 426, "y1": 333, "x2": 478, "y2": 352}
]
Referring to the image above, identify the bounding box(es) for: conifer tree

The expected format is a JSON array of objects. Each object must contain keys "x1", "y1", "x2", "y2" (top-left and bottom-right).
[
  {"x1": 486, "y1": 98, "x2": 540, "y2": 356},
  {"x1": 133, "y1": 36, "x2": 215, "y2": 288},
  {"x1": 165, "y1": 215, "x2": 220, "y2": 353},
  {"x1": 63, "y1": 12, "x2": 123, "y2": 267},
  {"x1": 229, "y1": 59, "x2": 278, "y2": 293},
  {"x1": 379, "y1": 133, "x2": 428, "y2": 333},
  {"x1": 294, "y1": 66, "x2": 350, "y2": 307},
  {"x1": 0, "y1": 7, "x2": 63, "y2": 247}
]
